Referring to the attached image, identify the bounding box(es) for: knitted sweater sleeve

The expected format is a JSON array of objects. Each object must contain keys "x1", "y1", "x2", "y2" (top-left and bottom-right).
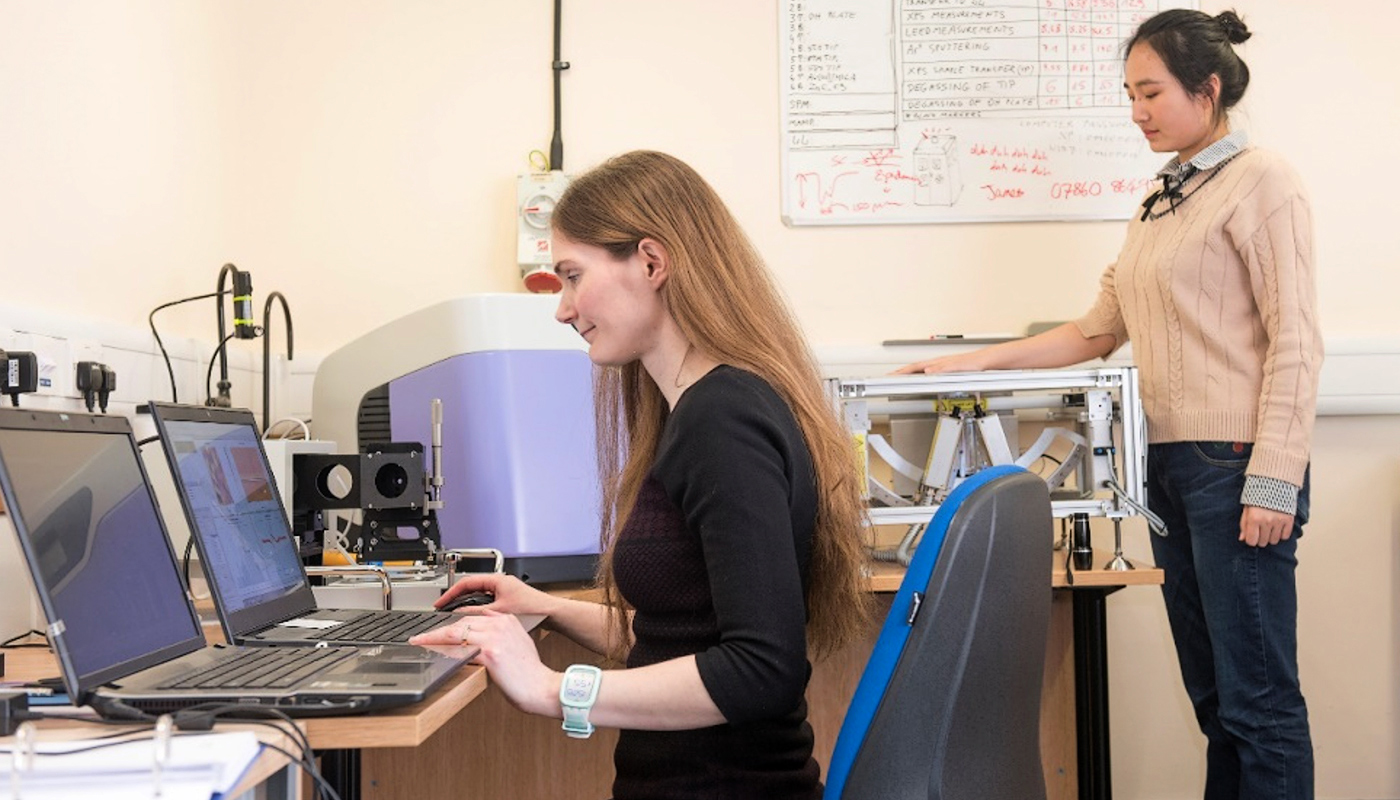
[
  {"x1": 1226, "y1": 159, "x2": 1323, "y2": 486},
  {"x1": 1073, "y1": 261, "x2": 1130, "y2": 352}
]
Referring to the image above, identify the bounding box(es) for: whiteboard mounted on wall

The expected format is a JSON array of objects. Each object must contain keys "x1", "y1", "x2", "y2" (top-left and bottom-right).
[{"x1": 779, "y1": 0, "x2": 1198, "y2": 226}]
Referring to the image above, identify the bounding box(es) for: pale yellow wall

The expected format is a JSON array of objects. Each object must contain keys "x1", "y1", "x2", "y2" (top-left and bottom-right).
[
  {"x1": 0, "y1": 2, "x2": 231, "y2": 310},
  {"x1": 5, "y1": 1, "x2": 1397, "y2": 352},
  {"x1": 2, "y1": 2, "x2": 1398, "y2": 797}
]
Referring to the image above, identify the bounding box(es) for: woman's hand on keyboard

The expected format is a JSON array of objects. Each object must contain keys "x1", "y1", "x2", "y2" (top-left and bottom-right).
[{"x1": 410, "y1": 610, "x2": 560, "y2": 717}]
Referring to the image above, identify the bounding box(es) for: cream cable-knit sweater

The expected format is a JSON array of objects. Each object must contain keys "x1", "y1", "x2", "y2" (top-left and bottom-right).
[{"x1": 1074, "y1": 146, "x2": 1322, "y2": 488}]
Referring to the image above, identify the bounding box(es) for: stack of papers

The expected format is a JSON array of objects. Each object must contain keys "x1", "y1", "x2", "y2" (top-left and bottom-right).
[{"x1": 0, "y1": 730, "x2": 263, "y2": 800}]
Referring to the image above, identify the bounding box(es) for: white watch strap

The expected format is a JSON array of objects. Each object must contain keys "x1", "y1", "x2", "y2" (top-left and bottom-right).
[
  {"x1": 559, "y1": 664, "x2": 601, "y2": 739},
  {"x1": 561, "y1": 705, "x2": 594, "y2": 738}
]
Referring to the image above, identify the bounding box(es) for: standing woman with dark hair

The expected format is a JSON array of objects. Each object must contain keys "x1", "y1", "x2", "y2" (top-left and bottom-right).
[
  {"x1": 898, "y1": 9, "x2": 1319, "y2": 799},
  {"x1": 413, "y1": 150, "x2": 871, "y2": 800}
]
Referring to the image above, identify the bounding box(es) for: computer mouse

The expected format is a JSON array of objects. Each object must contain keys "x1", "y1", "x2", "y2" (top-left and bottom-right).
[{"x1": 438, "y1": 591, "x2": 495, "y2": 612}]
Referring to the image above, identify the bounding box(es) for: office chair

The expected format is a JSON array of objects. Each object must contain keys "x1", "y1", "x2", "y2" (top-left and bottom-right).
[{"x1": 826, "y1": 464, "x2": 1054, "y2": 800}]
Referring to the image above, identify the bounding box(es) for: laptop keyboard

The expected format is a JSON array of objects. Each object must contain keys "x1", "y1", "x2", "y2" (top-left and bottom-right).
[
  {"x1": 307, "y1": 611, "x2": 450, "y2": 643},
  {"x1": 161, "y1": 646, "x2": 357, "y2": 690}
]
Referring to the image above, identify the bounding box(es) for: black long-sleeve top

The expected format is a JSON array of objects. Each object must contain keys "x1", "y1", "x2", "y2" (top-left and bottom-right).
[{"x1": 610, "y1": 365, "x2": 821, "y2": 800}]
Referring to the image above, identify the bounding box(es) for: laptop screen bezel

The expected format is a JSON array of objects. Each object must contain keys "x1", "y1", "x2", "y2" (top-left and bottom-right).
[
  {"x1": 0, "y1": 409, "x2": 207, "y2": 702},
  {"x1": 146, "y1": 402, "x2": 318, "y2": 642}
]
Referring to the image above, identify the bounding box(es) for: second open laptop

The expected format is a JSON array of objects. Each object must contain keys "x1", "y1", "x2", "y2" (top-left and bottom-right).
[
  {"x1": 0, "y1": 408, "x2": 472, "y2": 718},
  {"x1": 146, "y1": 402, "x2": 461, "y2": 647}
]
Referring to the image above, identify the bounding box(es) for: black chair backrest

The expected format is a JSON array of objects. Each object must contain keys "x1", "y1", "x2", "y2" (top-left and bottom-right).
[{"x1": 833, "y1": 466, "x2": 1053, "y2": 800}]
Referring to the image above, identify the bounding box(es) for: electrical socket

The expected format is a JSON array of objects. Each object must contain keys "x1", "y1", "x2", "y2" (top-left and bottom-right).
[
  {"x1": 517, "y1": 171, "x2": 571, "y2": 293},
  {"x1": 72, "y1": 338, "x2": 102, "y2": 375},
  {"x1": 517, "y1": 171, "x2": 570, "y2": 268},
  {"x1": 1, "y1": 333, "x2": 104, "y2": 401},
  {"x1": 9, "y1": 331, "x2": 68, "y2": 397},
  {"x1": 70, "y1": 340, "x2": 103, "y2": 402}
]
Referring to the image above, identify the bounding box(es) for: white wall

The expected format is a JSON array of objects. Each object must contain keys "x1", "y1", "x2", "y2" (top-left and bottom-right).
[{"x1": 2, "y1": 2, "x2": 1398, "y2": 797}]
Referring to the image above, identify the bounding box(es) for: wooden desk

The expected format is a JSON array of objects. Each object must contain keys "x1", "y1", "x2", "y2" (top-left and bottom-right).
[
  {"x1": 4, "y1": 555, "x2": 1160, "y2": 800},
  {"x1": 0, "y1": 637, "x2": 491, "y2": 800},
  {"x1": 861, "y1": 549, "x2": 1164, "y2": 591},
  {"x1": 298, "y1": 665, "x2": 489, "y2": 800},
  {"x1": 0, "y1": 648, "x2": 303, "y2": 799},
  {"x1": 223, "y1": 618, "x2": 504, "y2": 800},
  {"x1": 301, "y1": 667, "x2": 487, "y2": 751},
  {"x1": 361, "y1": 551, "x2": 1161, "y2": 800}
]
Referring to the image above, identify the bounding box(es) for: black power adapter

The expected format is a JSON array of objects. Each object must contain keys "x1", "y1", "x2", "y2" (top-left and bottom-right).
[
  {"x1": 0, "y1": 689, "x2": 32, "y2": 736},
  {"x1": 2, "y1": 350, "x2": 39, "y2": 407},
  {"x1": 76, "y1": 361, "x2": 118, "y2": 413}
]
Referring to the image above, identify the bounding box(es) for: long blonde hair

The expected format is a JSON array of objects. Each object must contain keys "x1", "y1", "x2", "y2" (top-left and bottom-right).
[{"x1": 553, "y1": 151, "x2": 871, "y2": 661}]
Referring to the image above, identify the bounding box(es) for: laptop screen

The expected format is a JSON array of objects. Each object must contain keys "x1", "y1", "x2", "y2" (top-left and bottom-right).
[
  {"x1": 157, "y1": 415, "x2": 309, "y2": 617},
  {"x1": 0, "y1": 412, "x2": 204, "y2": 689}
]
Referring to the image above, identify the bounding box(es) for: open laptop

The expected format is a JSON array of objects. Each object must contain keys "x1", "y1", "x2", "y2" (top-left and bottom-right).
[
  {"x1": 0, "y1": 408, "x2": 472, "y2": 718},
  {"x1": 145, "y1": 402, "x2": 461, "y2": 647}
]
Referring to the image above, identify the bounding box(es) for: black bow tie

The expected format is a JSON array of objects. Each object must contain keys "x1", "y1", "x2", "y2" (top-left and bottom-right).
[{"x1": 1140, "y1": 164, "x2": 1199, "y2": 221}]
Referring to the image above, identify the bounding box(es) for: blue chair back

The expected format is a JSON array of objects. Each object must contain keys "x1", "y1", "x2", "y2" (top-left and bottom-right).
[{"x1": 825, "y1": 465, "x2": 1053, "y2": 800}]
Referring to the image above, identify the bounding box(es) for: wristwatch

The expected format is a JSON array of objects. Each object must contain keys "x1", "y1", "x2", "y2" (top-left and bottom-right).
[{"x1": 559, "y1": 664, "x2": 603, "y2": 739}]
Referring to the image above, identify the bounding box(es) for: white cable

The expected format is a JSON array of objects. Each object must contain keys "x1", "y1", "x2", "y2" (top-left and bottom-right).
[{"x1": 263, "y1": 417, "x2": 311, "y2": 440}]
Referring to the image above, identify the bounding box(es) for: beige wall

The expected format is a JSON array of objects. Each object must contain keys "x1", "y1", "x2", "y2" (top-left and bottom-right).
[
  {"x1": 5, "y1": 1, "x2": 1397, "y2": 353},
  {"x1": 2, "y1": 2, "x2": 1398, "y2": 797}
]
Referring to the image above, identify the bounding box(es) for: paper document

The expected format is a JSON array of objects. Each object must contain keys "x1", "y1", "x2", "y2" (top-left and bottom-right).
[{"x1": 0, "y1": 730, "x2": 263, "y2": 800}]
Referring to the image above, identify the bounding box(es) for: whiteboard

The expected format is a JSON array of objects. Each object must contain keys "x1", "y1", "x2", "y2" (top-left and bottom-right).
[{"x1": 780, "y1": 0, "x2": 1197, "y2": 225}]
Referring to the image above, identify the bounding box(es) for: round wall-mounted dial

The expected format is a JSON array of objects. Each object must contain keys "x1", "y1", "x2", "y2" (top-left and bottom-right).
[{"x1": 522, "y1": 194, "x2": 557, "y2": 230}]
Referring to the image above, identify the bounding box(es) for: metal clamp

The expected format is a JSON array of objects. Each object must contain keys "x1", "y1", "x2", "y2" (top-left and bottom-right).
[
  {"x1": 305, "y1": 564, "x2": 394, "y2": 610},
  {"x1": 442, "y1": 548, "x2": 505, "y2": 577}
]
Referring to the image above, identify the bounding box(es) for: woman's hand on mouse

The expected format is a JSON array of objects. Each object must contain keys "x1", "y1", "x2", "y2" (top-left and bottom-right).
[{"x1": 434, "y1": 573, "x2": 554, "y2": 617}]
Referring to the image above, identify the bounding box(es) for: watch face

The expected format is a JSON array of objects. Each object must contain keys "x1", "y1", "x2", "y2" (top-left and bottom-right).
[{"x1": 562, "y1": 671, "x2": 595, "y2": 703}]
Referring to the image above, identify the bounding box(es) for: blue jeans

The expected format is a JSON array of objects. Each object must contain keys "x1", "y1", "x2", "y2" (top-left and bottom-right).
[{"x1": 1147, "y1": 442, "x2": 1313, "y2": 800}]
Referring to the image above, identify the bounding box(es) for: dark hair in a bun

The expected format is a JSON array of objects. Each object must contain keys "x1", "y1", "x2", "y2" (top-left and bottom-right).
[
  {"x1": 1215, "y1": 10, "x2": 1252, "y2": 45},
  {"x1": 1124, "y1": 8, "x2": 1251, "y2": 123}
]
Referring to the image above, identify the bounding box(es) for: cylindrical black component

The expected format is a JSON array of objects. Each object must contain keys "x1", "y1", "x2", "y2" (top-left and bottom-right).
[
  {"x1": 1072, "y1": 512, "x2": 1094, "y2": 571},
  {"x1": 1073, "y1": 589, "x2": 1114, "y2": 799},
  {"x1": 232, "y1": 269, "x2": 256, "y2": 339},
  {"x1": 214, "y1": 263, "x2": 238, "y2": 395}
]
